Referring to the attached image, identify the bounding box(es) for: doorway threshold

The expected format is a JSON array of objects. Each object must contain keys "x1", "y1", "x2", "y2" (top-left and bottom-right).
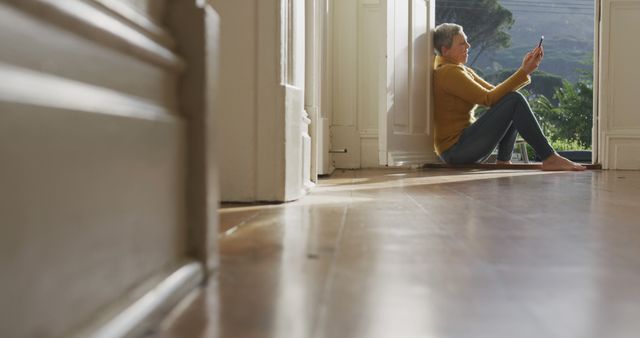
[{"x1": 422, "y1": 163, "x2": 602, "y2": 170}]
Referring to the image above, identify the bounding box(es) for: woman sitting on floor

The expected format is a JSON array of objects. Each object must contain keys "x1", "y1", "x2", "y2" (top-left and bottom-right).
[{"x1": 432, "y1": 23, "x2": 585, "y2": 171}]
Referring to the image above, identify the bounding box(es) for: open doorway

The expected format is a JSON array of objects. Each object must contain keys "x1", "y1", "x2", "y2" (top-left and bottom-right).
[{"x1": 436, "y1": 0, "x2": 598, "y2": 164}]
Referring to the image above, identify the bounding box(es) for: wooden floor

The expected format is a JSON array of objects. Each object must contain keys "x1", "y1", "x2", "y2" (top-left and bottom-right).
[{"x1": 148, "y1": 169, "x2": 640, "y2": 338}]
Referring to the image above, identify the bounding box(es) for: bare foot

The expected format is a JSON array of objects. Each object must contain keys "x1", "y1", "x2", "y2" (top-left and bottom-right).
[
  {"x1": 496, "y1": 160, "x2": 512, "y2": 165},
  {"x1": 542, "y1": 153, "x2": 586, "y2": 171}
]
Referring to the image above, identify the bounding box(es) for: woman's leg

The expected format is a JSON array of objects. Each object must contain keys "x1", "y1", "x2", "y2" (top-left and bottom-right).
[
  {"x1": 442, "y1": 92, "x2": 554, "y2": 164},
  {"x1": 499, "y1": 92, "x2": 555, "y2": 160},
  {"x1": 497, "y1": 124, "x2": 518, "y2": 162}
]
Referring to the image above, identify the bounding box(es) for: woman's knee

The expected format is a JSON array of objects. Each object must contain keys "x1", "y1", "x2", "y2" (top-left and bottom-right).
[
  {"x1": 489, "y1": 92, "x2": 527, "y2": 117},
  {"x1": 504, "y1": 92, "x2": 533, "y2": 116}
]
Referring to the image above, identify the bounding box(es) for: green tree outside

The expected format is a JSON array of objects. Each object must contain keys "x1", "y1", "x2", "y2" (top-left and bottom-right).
[
  {"x1": 436, "y1": 0, "x2": 514, "y2": 66},
  {"x1": 528, "y1": 76, "x2": 593, "y2": 149}
]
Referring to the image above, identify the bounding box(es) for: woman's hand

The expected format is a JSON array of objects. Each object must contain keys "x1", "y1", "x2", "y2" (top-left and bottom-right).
[{"x1": 520, "y1": 46, "x2": 544, "y2": 75}]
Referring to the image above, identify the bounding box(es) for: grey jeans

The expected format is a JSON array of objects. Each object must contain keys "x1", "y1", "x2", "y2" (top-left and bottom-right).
[{"x1": 440, "y1": 92, "x2": 555, "y2": 164}]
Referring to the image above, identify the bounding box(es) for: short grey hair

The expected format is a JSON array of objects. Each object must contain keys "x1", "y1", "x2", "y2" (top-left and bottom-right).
[{"x1": 433, "y1": 23, "x2": 463, "y2": 56}]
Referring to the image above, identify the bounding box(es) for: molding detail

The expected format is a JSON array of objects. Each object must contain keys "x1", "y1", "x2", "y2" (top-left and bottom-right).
[
  {"x1": 387, "y1": 150, "x2": 438, "y2": 167},
  {"x1": 0, "y1": 63, "x2": 180, "y2": 123},
  {"x1": 91, "y1": 0, "x2": 177, "y2": 49},
  {"x1": 605, "y1": 134, "x2": 640, "y2": 170},
  {"x1": 6, "y1": 0, "x2": 185, "y2": 72},
  {"x1": 71, "y1": 262, "x2": 204, "y2": 338}
]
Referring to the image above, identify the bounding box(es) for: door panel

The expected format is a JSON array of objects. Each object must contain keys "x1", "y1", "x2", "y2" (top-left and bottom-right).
[{"x1": 331, "y1": 0, "x2": 383, "y2": 169}]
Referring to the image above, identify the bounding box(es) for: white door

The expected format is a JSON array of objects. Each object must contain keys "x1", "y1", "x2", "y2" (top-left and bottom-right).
[
  {"x1": 330, "y1": 0, "x2": 384, "y2": 169},
  {"x1": 211, "y1": 0, "x2": 309, "y2": 201},
  {"x1": 380, "y1": 0, "x2": 437, "y2": 166},
  {"x1": 598, "y1": 0, "x2": 640, "y2": 169}
]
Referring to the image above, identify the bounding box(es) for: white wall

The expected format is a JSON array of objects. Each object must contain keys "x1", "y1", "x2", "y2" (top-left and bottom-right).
[{"x1": 599, "y1": 0, "x2": 640, "y2": 169}]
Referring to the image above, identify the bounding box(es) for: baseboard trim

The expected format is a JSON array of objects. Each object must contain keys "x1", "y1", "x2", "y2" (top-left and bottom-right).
[
  {"x1": 71, "y1": 261, "x2": 204, "y2": 338},
  {"x1": 422, "y1": 163, "x2": 603, "y2": 170},
  {"x1": 387, "y1": 151, "x2": 439, "y2": 167}
]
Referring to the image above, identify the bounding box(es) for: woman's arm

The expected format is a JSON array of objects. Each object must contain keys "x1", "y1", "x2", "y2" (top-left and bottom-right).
[
  {"x1": 442, "y1": 46, "x2": 543, "y2": 107},
  {"x1": 467, "y1": 68, "x2": 495, "y2": 90},
  {"x1": 441, "y1": 66, "x2": 530, "y2": 107}
]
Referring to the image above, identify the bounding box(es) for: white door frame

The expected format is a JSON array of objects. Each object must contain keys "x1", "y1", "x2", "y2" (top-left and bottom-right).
[
  {"x1": 592, "y1": 0, "x2": 600, "y2": 165},
  {"x1": 306, "y1": 0, "x2": 321, "y2": 182}
]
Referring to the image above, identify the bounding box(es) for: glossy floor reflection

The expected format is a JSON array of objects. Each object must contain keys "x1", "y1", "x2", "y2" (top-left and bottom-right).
[{"x1": 148, "y1": 169, "x2": 640, "y2": 338}]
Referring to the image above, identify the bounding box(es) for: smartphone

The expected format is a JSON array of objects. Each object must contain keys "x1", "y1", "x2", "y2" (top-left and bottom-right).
[{"x1": 537, "y1": 35, "x2": 544, "y2": 48}]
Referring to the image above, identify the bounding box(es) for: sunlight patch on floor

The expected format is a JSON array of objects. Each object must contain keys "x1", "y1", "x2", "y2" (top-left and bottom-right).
[
  {"x1": 314, "y1": 170, "x2": 555, "y2": 193},
  {"x1": 219, "y1": 195, "x2": 373, "y2": 215}
]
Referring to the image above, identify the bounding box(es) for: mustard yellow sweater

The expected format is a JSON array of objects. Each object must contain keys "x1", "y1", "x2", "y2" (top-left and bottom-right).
[{"x1": 433, "y1": 56, "x2": 531, "y2": 155}]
